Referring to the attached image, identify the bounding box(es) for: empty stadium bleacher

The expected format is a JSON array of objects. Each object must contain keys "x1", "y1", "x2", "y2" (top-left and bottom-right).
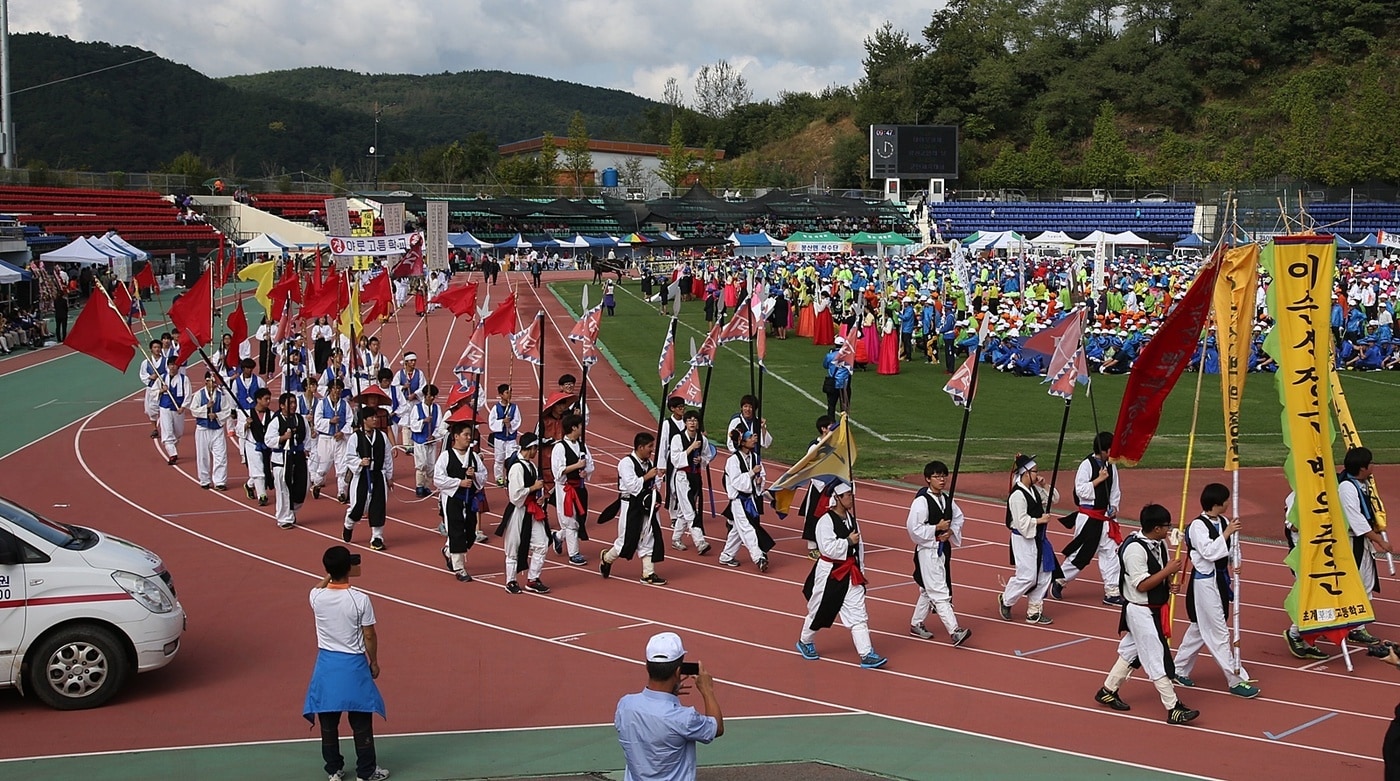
[
  {"x1": 0, "y1": 186, "x2": 222, "y2": 254},
  {"x1": 929, "y1": 201, "x2": 1195, "y2": 241}
]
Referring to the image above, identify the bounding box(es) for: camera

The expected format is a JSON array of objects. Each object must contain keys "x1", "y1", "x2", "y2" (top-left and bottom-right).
[{"x1": 679, "y1": 661, "x2": 700, "y2": 676}]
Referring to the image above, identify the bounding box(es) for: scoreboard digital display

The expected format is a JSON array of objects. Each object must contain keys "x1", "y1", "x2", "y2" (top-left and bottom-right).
[{"x1": 869, "y1": 125, "x2": 959, "y2": 179}]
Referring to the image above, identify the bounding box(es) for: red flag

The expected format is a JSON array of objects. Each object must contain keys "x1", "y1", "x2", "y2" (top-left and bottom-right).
[
  {"x1": 66, "y1": 287, "x2": 138, "y2": 371},
  {"x1": 300, "y1": 270, "x2": 345, "y2": 319},
  {"x1": 1109, "y1": 255, "x2": 1223, "y2": 466},
  {"x1": 361, "y1": 271, "x2": 394, "y2": 322},
  {"x1": 227, "y1": 297, "x2": 249, "y2": 371},
  {"x1": 111, "y1": 280, "x2": 135, "y2": 323},
  {"x1": 133, "y1": 262, "x2": 157, "y2": 294},
  {"x1": 756, "y1": 317, "x2": 767, "y2": 363},
  {"x1": 832, "y1": 335, "x2": 856, "y2": 370},
  {"x1": 943, "y1": 351, "x2": 977, "y2": 408},
  {"x1": 509, "y1": 315, "x2": 543, "y2": 365},
  {"x1": 567, "y1": 305, "x2": 602, "y2": 366},
  {"x1": 169, "y1": 267, "x2": 213, "y2": 363},
  {"x1": 1042, "y1": 309, "x2": 1089, "y2": 400},
  {"x1": 480, "y1": 291, "x2": 518, "y2": 337},
  {"x1": 213, "y1": 246, "x2": 235, "y2": 287},
  {"x1": 717, "y1": 309, "x2": 752, "y2": 344},
  {"x1": 455, "y1": 322, "x2": 487, "y2": 375},
  {"x1": 671, "y1": 366, "x2": 704, "y2": 407},
  {"x1": 658, "y1": 323, "x2": 676, "y2": 385},
  {"x1": 268, "y1": 263, "x2": 302, "y2": 322},
  {"x1": 430, "y1": 281, "x2": 480, "y2": 318},
  {"x1": 692, "y1": 322, "x2": 722, "y2": 367}
]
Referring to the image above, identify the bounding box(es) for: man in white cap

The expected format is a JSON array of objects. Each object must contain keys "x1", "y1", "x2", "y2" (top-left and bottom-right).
[
  {"x1": 615, "y1": 631, "x2": 723, "y2": 780},
  {"x1": 998, "y1": 453, "x2": 1059, "y2": 625},
  {"x1": 797, "y1": 480, "x2": 887, "y2": 668},
  {"x1": 393, "y1": 352, "x2": 426, "y2": 449}
]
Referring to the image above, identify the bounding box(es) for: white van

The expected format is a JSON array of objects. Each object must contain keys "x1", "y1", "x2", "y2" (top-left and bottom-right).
[{"x1": 0, "y1": 496, "x2": 185, "y2": 709}]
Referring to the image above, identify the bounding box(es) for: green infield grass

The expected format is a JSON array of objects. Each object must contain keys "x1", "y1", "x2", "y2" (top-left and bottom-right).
[{"x1": 550, "y1": 279, "x2": 1400, "y2": 478}]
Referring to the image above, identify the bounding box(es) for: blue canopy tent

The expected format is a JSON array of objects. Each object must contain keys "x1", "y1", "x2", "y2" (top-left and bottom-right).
[
  {"x1": 447, "y1": 231, "x2": 489, "y2": 249},
  {"x1": 0, "y1": 259, "x2": 27, "y2": 283},
  {"x1": 492, "y1": 233, "x2": 532, "y2": 249},
  {"x1": 1174, "y1": 233, "x2": 1207, "y2": 248},
  {"x1": 1350, "y1": 233, "x2": 1384, "y2": 249}
]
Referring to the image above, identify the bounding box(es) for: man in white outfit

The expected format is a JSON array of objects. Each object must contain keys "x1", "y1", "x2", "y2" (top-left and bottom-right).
[
  {"x1": 157, "y1": 359, "x2": 190, "y2": 465},
  {"x1": 718, "y1": 429, "x2": 773, "y2": 571},
  {"x1": 139, "y1": 339, "x2": 165, "y2": 439},
  {"x1": 1052, "y1": 432, "x2": 1127, "y2": 606},
  {"x1": 496, "y1": 433, "x2": 550, "y2": 594},
  {"x1": 188, "y1": 371, "x2": 232, "y2": 489},
  {"x1": 906, "y1": 460, "x2": 971, "y2": 646},
  {"x1": 311, "y1": 378, "x2": 352, "y2": 503},
  {"x1": 551, "y1": 414, "x2": 595, "y2": 566},
  {"x1": 668, "y1": 410, "x2": 714, "y2": 554},
  {"x1": 487, "y1": 384, "x2": 522, "y2": 485},
  {"x1": 796, "y1": 481, "x2": 886, "y2": 668},
  {"x1": 998, "y1": 454, "x2": 1059, "y2": 625}
]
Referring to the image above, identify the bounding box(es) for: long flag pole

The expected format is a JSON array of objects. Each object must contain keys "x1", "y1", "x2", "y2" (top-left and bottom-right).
[
  {"x1": 579, "y1": 287, "x2": 590, "y2": 448},
  {"x1": 947, "y1": 346, "x2": 982, "y2": 503},
  {"x1": 700, "y1": 313, "x2": 726, "y2": 519},
  {"x1": 1166, "y1": 320, "x2": 1211, "y2": 641}
]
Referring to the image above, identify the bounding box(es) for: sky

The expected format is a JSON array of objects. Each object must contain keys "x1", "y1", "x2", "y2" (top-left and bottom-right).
[{"x1": 8, "y1": 0, "x2": 940, "y2": 102}]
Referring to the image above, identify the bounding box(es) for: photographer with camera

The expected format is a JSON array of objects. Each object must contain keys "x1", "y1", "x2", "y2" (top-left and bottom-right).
[{"x1": 615, "y1": 632, "x2": 724, "y2": 780}]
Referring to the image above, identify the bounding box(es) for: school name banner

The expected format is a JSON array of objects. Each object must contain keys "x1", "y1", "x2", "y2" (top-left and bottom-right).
[
  {"x1": 785, "y1": 241, "x2": 851, "y2": 255},
  {"x1": 326, "y1": 233, "x2": 422, "y2": 257},
  {"x1": 1267, "y1": 236, "x2": 1374, "y2": 636}
]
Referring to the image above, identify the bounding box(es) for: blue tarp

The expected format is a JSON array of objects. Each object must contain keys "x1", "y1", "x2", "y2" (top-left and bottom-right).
[{"x1": 730, "y1": 231, "x2": 784, "y2": 247}]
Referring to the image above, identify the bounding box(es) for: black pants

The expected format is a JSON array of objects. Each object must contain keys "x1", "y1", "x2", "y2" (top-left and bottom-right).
[
  {"x1": 55, "y1": 305, "x2": 68, "y2": 342},
  {"x1": 825, "y1": 385, "x2": 850, "y2": 418},
  {"x1": 943, "y1": 338, "x2": 955, "y2": 372},
  {"x1": 900, "y1": 332, "x2": 913, "y2": 360},
  {"x1": 319, "y1": 711, "x2": 376, "y2": 779}
]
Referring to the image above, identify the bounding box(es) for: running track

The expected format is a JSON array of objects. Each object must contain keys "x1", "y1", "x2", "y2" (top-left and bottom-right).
[{"x1": 0, "y1": 271, "x2": 1393, "y2": 779}]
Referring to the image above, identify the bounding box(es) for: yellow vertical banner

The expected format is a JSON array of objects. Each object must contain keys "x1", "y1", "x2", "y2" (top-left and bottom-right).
[
  {"x1": 1329, "y1": 370, "x2": 1387, "y2": 531},
  {"x1": 1212, "y1": 243, "x2": 1260, "y2": 470},
  {"x1": 1266, "y1": 236, "x2": 1374, "y2": 636}
]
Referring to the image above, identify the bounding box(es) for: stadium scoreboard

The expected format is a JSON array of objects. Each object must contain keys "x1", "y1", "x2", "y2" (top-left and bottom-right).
[{"x1": 869, "y1": 125, "x2": 959, "y2": 179}]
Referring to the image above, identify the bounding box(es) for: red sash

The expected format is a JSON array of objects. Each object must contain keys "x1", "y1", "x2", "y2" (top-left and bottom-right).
[
  {"x1": 525, "y1": 493, "x2": 547, "y2": 521},
  {"x1": 820, "y1": 555, "x2": 867, "y2": 588},
  {"x1": 1080, "y1": 506, "x2": 1123, "y2": 545},
  {"x1": 562, "y1": 479, "x2": 586, "y2": 518}
]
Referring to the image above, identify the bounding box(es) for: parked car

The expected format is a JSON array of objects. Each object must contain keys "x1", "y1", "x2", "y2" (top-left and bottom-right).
[{"x1": 0, "y1": 496, "x2": 185, "y2": 709}]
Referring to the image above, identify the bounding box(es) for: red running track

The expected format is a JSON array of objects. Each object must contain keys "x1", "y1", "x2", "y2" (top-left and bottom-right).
[{"x1": 1, "y1": 271, "x2": 1394, "y2": 779}]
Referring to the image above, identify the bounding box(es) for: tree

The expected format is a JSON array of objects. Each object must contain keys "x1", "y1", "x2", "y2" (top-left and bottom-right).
[
  {"x1": 696, "y1": 138, "x2": 721, "y2": 190},
  {"x1": 854, "y1": 22, "x2": 926, "y2": 127},
  {"x1": 693, "y1": 60, "x2": 752, "y2": 119},
  {"x1": 663, "y1": 76, "x2": 687, "y2": 118},
  {"x1": 1021, "y1": 118, "x2": 1065, "y2": 188},
  {"x1": 656, "y1": 120, "x2": 695, "y2": 190},
  {"x1": 1078, "y1": 102, "x2": 1140, "y2": 187},
  {"x1": 618, "y1": 156, "x2": 650, "y2": 192},
  {"x1": 563, "y1": 111, "x2": 594, "y2": 194},
  {"x1": 537, "y1": 132, "x2": 559, "y2": 188}
]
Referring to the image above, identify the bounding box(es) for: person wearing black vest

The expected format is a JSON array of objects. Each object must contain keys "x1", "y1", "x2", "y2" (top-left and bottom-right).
[
  {"x1": 1094, "y1": 503, "x2": 1198, "y2": 725},
  {"x1": 906, "y1": 460, "x2": 971, "y2": 646},
  {"x1": 797, "y1": 481, "x2": 886, "y2": 668},
  {"x1": 1173, "y1": 483, "x2": 1259, "y2": 697},
  {"x1": 341, "y1": 406, "x2": 395, "y2": 551},
  {"x1": 719, "y1": 428, "x2": 775, "y2": 571},
  {"x1": 1338, "y1": 446, "x2": 1391, "y2": 645},
  {"x1": 495, "y1": 433, "x2": 551, "y2": 594},
  {"x1": 799, "y1": 416, "x2": 837, "y2": 561},
  {"x1": 266, "y1": 391, "x2": 311, "y2": 529},
  {"x1": 1052, "y1": 432, "x2": 1127, "y2": 606},
  {"x1": 601, "y1": 432, "x2": 668, "y2": 585},
  {"x1": 551, "y1": 413, "x2": 595, "y2": 566},
  {"x1": 242, "y1": 388, "x2": 274, "y2": 507},
  {"x1": 668, "y1": 410, "x2": 715, "y2": 554},
  {"x1": 724, "y1": 395, "x2": 772, "y2": 455},
  {"x1": 998, "y1": 454, "x2": 1060, "y2": 625},
  {"x1": 433, "y1": 419, "x2": 487, "y2": 582}
]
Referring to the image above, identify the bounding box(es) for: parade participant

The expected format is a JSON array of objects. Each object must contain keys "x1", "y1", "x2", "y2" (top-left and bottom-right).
[
  {"x1": 496, "y1": 433, "x2": 551, "y2": 593},
  {"x1": 907, "y1": 460, "x2": 972, "y2": 646},
  {"x1": 487, "y1": 384, "x2": 522, "y2": 486},
  {"x1": 282, "y1": 343, "x2": 309, "y2": 396},
  {"x1": 241, "y1": 388, "x2": 274, "y2": 506},
  {"x1": 255, "y1": 316, "x2": 276, "y2": 375},
  {"x1": 601, "y1": 432, "x2": 668, "y2": 585},
  {"x1": 188, "y1": 370, "x2": 232, "y2": 490},
  {"x1": 615, "y1": 632, "x2": 723, "y2": 780},
  {"x1": 310, "y1": 316, "x2": 334, "y2": 374},
  {"x1": 551, "y1": 413, "x2": 595, "y2": 565},
  {"x1": 318, "y1": 349, "x2": 351, "y2": 401},
  {"x1": 668, "y1": 410, "x2": 714, "y2": 554},
  {"x1": 724, "y1": 394, "x2": 772, "y2": 454},
  {"x1": 157, "y1": 358, "x2": 190, "y2": 465},
  {"x1": 1094, "y1": 503, "x2": 1199, "y2": 725},
  {"x1": 303, "y1": 546, "x2": 389, "y2": 781},
  {"x1": 1338, "y1": 446, "x2": 1390, "y2": 644},
  {"x1": 369, "y1": 368, "x2": 407, "y2": 442},
  {"x1": 342, "y1": 406, "x2": 394, "y2": 551},
  {"x1": 1172, "y1": 483, "x2": 1260, "y2": 697},
  {"x1": 660, "y1": 396, "x2": 687, "y2": 456},
  {"x1": 433, "y1": 418, "x2": 487, "y2": 582},
  {"x1": 821, "y1": 339, "x2": 851, "y2": 418},
  {"x1": 406, "y1": 384, "x2": 445, "y2": 498},
  {"x1": 231, "y1": 358, "x2": 265, "y2": 414},
  {"x1": 799, "y1": 416, "x2": 836, "y2": 561},
  {"x1": 393, "y1": 353, "x2": 426, "y2": 449},
  {"x1": 1053, "y1": 432, "x2": 1128, "y2": 606},
  {"x1": 797, "y1": 481, "x2": 886, "y2": 668},
  {"x1": 719, "y1": 429, "x2": 774, "y2": 571},
  {"x1": 998, "y1": 454, "x2": 1060, "y2": 625},
  {"x1": 214, "y1": 332, "x2": 238, "y2": 379},
  {"x1": 266, "y1": 391, "x2": 311, "y2": 529},
  {"x1": 312, "y1": 378, "x2": 353, "y2": 504},
  {"x1": 358, "y1": 336, "x2": 388, "y2": 386},
  {"x1": 1281, "y1": 491, "x2": 1330, "y2": 660},
  {"x1": 140, "y1": 339, "x2": 165, "y2": 439}
]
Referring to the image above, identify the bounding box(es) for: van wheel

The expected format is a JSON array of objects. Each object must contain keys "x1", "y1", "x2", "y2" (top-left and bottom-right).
[{"x1": 25, "y1": 625, "x2": 130, "y2": 710}]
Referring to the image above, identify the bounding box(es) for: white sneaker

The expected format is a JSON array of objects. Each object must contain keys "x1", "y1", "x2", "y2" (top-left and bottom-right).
[
  {"x1": 328, "y1": 772, "x2": 344, "y2": 781},
  {"x1": 359, "y1": 768, "x2": 390, "y2": 781}
]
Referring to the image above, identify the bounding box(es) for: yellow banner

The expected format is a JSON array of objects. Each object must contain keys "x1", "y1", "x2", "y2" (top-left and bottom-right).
[
  {"x1": 768, "y1": 413, "x2": 858, "y2": 515},
  {"x1": 1267, "y1": 237, "x2": 1374, "y2": 633},
  {"x1": 1329, "y1": 369, "x2": 1388, "y2": 532},
  {"x1": 1212, "y1": 243, "x2": 1259, "y2": 470}
]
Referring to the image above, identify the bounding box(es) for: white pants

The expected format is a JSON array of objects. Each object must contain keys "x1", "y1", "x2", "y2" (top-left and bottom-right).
[
  {"x1": 492, "y1": 437, "x2": 519, "y2": 481},
  {"x1": 313, "y1": 436, "x2": 348, "y2": 495},
  {"x1": 799, "y1": 563, "x2": 872, "y2": 655},
  {"x1": 243, "y1": 441, "x2": 266, "y2": 497},
  {"x1": 413, "y1": 441, "x2": 439, "y2": 488},
  {"x1": 143, "y1": 385, "x2": 161, "y2": 422},
  {"x1": 604, "y1": 504, "x2": 657, "y2": 576},
  {"x1": 1174, "y1": 575, "x2": 1248, "y2": 686},
  {"x1": 270, "y1": 463, "x2": 300, "y2": 525},
  {"x1": 670, "y1": 472, "x2": 706, "y2": 544},
  {"x1": 1058, "y1": 515, "x2": 1122, "y2": 595},
  {"x1": 194, "y1": 425, "x2": 227, "y2": 486},
  {"x1": 158, "y1": 407, "x2": 185, "y2": 457},
  {"x1": 503, "y1": 515, "x2": 547, "y2": 582},
  {"x1": 1001, "y1": 534, "x2": 1051, "y2": 611},
  {"x1": 720, "y1": 506, "x2": 763, "y2": 563},
  {"x1": 1107, "y1": 602, "x2": 1177, "y2": 710},
  {"x1": 911, "y1": 546, "x2": 959, "y2": 634}
]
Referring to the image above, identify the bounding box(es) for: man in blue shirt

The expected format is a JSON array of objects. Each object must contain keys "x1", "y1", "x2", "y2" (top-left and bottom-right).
[{"x1": 615, "y1": 632, "x2": 724, "y2": 781}]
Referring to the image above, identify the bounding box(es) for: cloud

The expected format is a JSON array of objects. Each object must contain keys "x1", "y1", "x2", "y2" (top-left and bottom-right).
[{"x1": 9, "y1": 0, "x2": 942, "y2": 100}]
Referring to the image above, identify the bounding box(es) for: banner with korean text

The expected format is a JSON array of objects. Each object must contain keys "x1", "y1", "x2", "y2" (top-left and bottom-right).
[
  {"x1": 327, "y1": 233, "x2": 423, "y2": 258},
  {"x1": 1267, "y1": 236, "x2": 1374, "y2": 637},
  {"x1": 1212, "y1": 243, "x2": 1260, "y2": 470}
]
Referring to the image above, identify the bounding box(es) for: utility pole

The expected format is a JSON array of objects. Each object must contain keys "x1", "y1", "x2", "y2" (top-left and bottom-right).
[{"x1": 1, "y1": 0, "x2": 14, "y2": 169}]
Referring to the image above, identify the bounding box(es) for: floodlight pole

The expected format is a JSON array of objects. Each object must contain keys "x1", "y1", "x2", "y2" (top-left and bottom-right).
[{"x1": 1, "y1": 0, "x2": 14, "y2": 169}]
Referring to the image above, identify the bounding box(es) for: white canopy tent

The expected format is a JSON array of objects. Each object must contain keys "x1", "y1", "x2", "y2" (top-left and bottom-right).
[
  {"x1": 103, "y1": 232, "x2": 150, "y2": 261},
  {"x1": 1030, "y1": 230, "x2": 1075, "y2": 245},
  {"x1": 238, "y1": 233, "x2": 293, "y2": 254},
  {"x1": 39, "y1": 236, "x2": 123, "y2": 267},
  {"x1": 1108, "y1": 231, "x2": 1151, "y2": 245},
  {"x1": 88, "y1": 235, "x2": 138, "y2": 260},
  {"x1": 965, "y1": 230, "x2": 1027, "y2": 251}
]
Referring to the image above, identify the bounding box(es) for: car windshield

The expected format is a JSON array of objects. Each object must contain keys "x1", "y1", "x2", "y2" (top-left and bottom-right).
[{"x1": 0, "y1": 497, "x2": 78, "y2": 547}]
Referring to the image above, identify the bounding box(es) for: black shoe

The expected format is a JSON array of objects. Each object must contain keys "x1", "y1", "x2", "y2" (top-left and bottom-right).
[
  {"x1": 1050, "y1": 580, "x2": 1065, "y2": 600},
  {"x1": 1348, "y1": 627, "x2": 1381, "y2": 645},
  {"x1": 1167, "y1": 702, "x2": 1200, "y2": 725},
  {"x1": 150, "y1": 430, "x2": 159, "y2": 439},
  {"x1": 1095, "y1": 687, "x2": 1131, "y2": 711},
  {"x1": 215, "y1": 484, "x2": 227, "y2": 491},
  {"x1": 506, "y1": 581, "x2": 523, "y2": 594},
  {"x1": 455, "y1": 571, "x2": 472, "y2": 582},
  {"x1": 245, "y1": 484, "x2": 255, "y2": 499},
  {"x1": 997, "y1": 596, "x2": 1012, "y2": 621},
  {"x1": 527, "y1": 579, "x2": 550, "y2": 594},
  {"x1": 258, "y1": 496, "x2": 268, "y2": 507},
  {"x1": 640, "y1": 573, "x2": 668, "y2": 585},
  {"x1": 441, "y1": 548, "x2": 453, "y2": 572},
  {"x1": 1284, "y1": 630, "x2": 1329, "y2": 660},
  {"x1": 337, "y1": 493, "x2": 349, "y2": 504},
  {"x1": 370, "y1": 538, "x2": 386, "y2": 551},
  {"x1": 599, "y1": 553, "x2": 612, "y2": 579},
  {"x1": 312, "y1": 485, "x2": 322, "y2": 500},
  {"x1": 341, "y1": 527, "x2": 353, "y2": 543},
  {"x1": 756, "y1": 557, "x2": 769, "y2": 573}
]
